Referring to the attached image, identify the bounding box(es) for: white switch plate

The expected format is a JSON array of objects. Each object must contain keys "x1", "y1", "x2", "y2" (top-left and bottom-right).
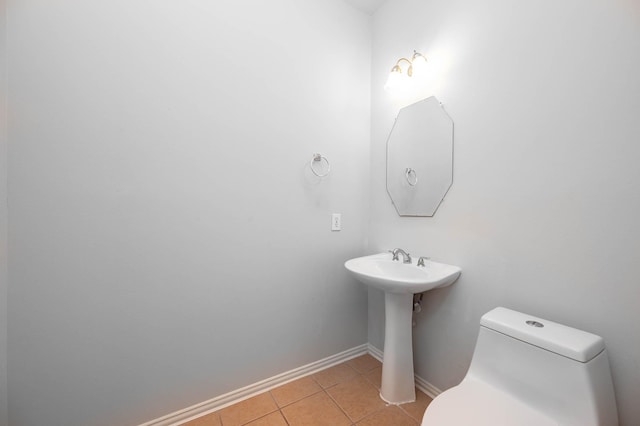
[{"x1": 331, "y1": 213, "x2": 341, "y2": 231}]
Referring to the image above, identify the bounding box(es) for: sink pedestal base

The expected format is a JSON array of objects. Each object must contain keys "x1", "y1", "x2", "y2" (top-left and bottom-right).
[{"x1": 380, "y1": 292, "x2": 416, "y2": 404}]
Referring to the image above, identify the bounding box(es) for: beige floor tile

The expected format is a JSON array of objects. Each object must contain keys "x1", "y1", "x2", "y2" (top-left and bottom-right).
[
  {"x1": 357, "y1": 405, "x2": 418, "y2": 426},
  {"x1": 326, "y1": 375, "x2": 386, "y2": 422},
  {"x1": 312, "y1": 362, "x2": 359, "y2": 389},
  {"x1": 347, "y1": 354, "x2": 381, "y2": 373},
  {"x1": 180, "y1": 411, "x2": 221, "y2": 426},
  {"x1": 399, "y1": 389, "x2": 432, "y2": 422},
  {"x1": 270, "y1": 376, "x2": 322, "y2": 407},
  {"x1": 218, "y1": 393, "x2": 278, "y2": 426},
  {"x1": 281, "y1": 392, "x2": 351, "y2": 426},
  {"x1": 363, "y1": 366, "x2": 382, "y2": 390},
  {"x1": 244, "y1": 411, "x2": 288, "y2": 426}
]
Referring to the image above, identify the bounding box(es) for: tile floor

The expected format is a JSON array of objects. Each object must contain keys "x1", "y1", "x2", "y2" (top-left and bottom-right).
[{"x1": 181, "y1": 354, "x2": 432, "y2": 426}]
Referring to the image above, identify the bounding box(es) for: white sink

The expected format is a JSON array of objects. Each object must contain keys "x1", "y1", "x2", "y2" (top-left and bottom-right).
[
  {"x1": 344, "y1": 253, "x2": 461, "y2": 294},
  {"x1": 344, "y1": 252, "x2": 461, "y2": 405}
]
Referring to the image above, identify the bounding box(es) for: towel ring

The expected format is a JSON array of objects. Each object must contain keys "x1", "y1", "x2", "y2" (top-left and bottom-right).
[
  {"x1": 311, "y1": 154, "x2": 331, "y2": 178},
  {"x1": 405, "y1": 168, "x2": 418, "y2": 186}
]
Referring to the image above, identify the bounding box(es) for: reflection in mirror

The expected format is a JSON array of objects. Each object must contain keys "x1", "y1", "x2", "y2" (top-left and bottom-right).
[{"x1": 386, "y1": 96, "x2": 454, "y2": 217}]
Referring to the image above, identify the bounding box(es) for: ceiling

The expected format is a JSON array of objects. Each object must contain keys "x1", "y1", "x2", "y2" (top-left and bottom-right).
[{"x1": 342, "y1": 0, "x2": 387, "y2": 15}]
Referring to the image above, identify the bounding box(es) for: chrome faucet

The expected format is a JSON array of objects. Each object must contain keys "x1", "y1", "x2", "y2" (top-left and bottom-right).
[
  {"x1": 389, "y1": 248, "x2": 412, "y2": 264},
  {"x1": 417, "y1": 256, "x2": 430, "y2": 267}
]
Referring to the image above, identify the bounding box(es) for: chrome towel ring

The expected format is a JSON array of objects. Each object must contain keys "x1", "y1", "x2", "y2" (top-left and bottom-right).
[
  {"x1": 311, "y1": 153, "x2": 331, "y2": 178},
  {"x1": 405, "y1": 168, "x2": 418, "y2": 186}
]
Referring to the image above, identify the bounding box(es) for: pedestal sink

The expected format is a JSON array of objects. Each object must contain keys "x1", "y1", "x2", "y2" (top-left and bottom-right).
[{"x1": 344, "y1": 252, "x2": 461, "y2": 404}]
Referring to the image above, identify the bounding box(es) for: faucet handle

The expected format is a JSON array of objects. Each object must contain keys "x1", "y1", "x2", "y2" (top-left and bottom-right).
[
  {"x1": 417, "y1": 256, "x2": 430, "y2": 267},
  {"x1": 388, "y1": 249, "x2": 399, "y2": 261}
]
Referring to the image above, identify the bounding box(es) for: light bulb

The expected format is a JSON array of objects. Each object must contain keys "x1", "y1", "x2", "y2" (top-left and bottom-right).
[
  {"x1": 384, "y1": 66, "x2": 403, "y2": 92},
  {"x1": 411, "y1": 51, "x2": 427, "y2": 77}
]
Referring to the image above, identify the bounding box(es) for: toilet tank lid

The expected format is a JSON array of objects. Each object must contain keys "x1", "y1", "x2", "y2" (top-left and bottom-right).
[{"x1": 480, "y1": 307, "x2": 605, "y2": 362}]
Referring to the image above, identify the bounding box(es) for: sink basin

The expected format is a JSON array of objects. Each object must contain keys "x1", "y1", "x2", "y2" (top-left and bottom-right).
[
  {"x1": 344, "y1": 253, "x2": 461, "y2": 294},
  {"x1": 344, "y1": 252, "x2": 461, "y2": 405}
]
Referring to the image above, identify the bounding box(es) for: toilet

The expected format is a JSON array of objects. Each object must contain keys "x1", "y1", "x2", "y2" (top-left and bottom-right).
[{"x1": 421, "y1": 307, "x2": 618, "y2": 425}]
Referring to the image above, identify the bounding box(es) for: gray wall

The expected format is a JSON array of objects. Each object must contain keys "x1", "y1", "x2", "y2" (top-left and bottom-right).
[
  {"x1": 0, "y1": 0, "x2": 7, "y2": 424},
  {"x1": 369, "y1": 0, "x2": 640, "y2": 425},
  {"x1": 7, "y1": 1, "x2": 370, "y2": 425}
]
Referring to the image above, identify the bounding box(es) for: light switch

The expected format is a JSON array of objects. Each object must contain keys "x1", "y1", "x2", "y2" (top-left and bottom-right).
[{"x1": 331, "y1": 213, "x2": 341, "y2": 231}]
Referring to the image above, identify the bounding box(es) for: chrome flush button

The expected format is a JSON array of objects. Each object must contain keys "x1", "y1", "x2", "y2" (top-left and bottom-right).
[{"x1": 526, "y1": 320, "x2": 544, "y2": 328}]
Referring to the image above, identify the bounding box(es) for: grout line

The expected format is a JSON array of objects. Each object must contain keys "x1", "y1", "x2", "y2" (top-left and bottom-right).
[
  {"x1": 323, "y1": 371, "x2": 388, "y2": 425},
  {"x1": 321, "y1": 372, "x2": 354, "y2": 422},
  {"x1": 308, "y1": 369, "x2": 336, "y2": 391},
  {"x1": 269, "y1": 374, "x2": 328, "y2": 410},
  {"x1": 323, "y1": 388, "x2": 356, "y2": 424},
  {"x1": 238, "y1": 409, "x2": 274, "y2": 426},
  {"x1": 273, "y1": 387, "x2": 326, "y2": 410},
  {"x1": 279, "y1": 409, "x2": 290, "y2": 426},
  {"x1": 397, "y1": 404, "x2": 416, "y2": 422},
  {"x1": 232, "y1": 393, "x2": 280, "y2": 426},
  {"x1": 312, "y1": 362, "x2": 358, "y2": 390},
  {"x1": 396, "y1": 394, "x2": 430, "y2": 423}
]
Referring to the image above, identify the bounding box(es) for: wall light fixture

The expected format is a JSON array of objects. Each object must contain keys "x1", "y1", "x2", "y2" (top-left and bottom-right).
[{"x1": 384, "y1": 50, "x2": 427, "y2": 92}]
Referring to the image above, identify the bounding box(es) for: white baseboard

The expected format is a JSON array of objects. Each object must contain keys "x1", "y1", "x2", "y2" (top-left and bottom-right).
[
  {"x1": 367, "y1": 343, "x2": 384, "y2": 362},
  {"x1": 414, "y1": 375, "x2": 442, "y2": 400},
  {"x1": 367, "y1": 344, "x2": 442, "y2": 399},
  {"x1": 140, "y1": 343, "x2": 443, "y2": 426},
  {"x1": 139, "y1": 344, "x2": 369, "y2": 426}
]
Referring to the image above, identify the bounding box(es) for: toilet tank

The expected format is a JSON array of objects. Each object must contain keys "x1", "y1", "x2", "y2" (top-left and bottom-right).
[{"x1": 466, "y1": 307, "x2": 618, "y2": 426}]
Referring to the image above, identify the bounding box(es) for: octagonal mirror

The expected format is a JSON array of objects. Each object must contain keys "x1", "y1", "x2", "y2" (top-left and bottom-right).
[{"x1": 386, "y1": 96, "x2": 454, "y2": 216}]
